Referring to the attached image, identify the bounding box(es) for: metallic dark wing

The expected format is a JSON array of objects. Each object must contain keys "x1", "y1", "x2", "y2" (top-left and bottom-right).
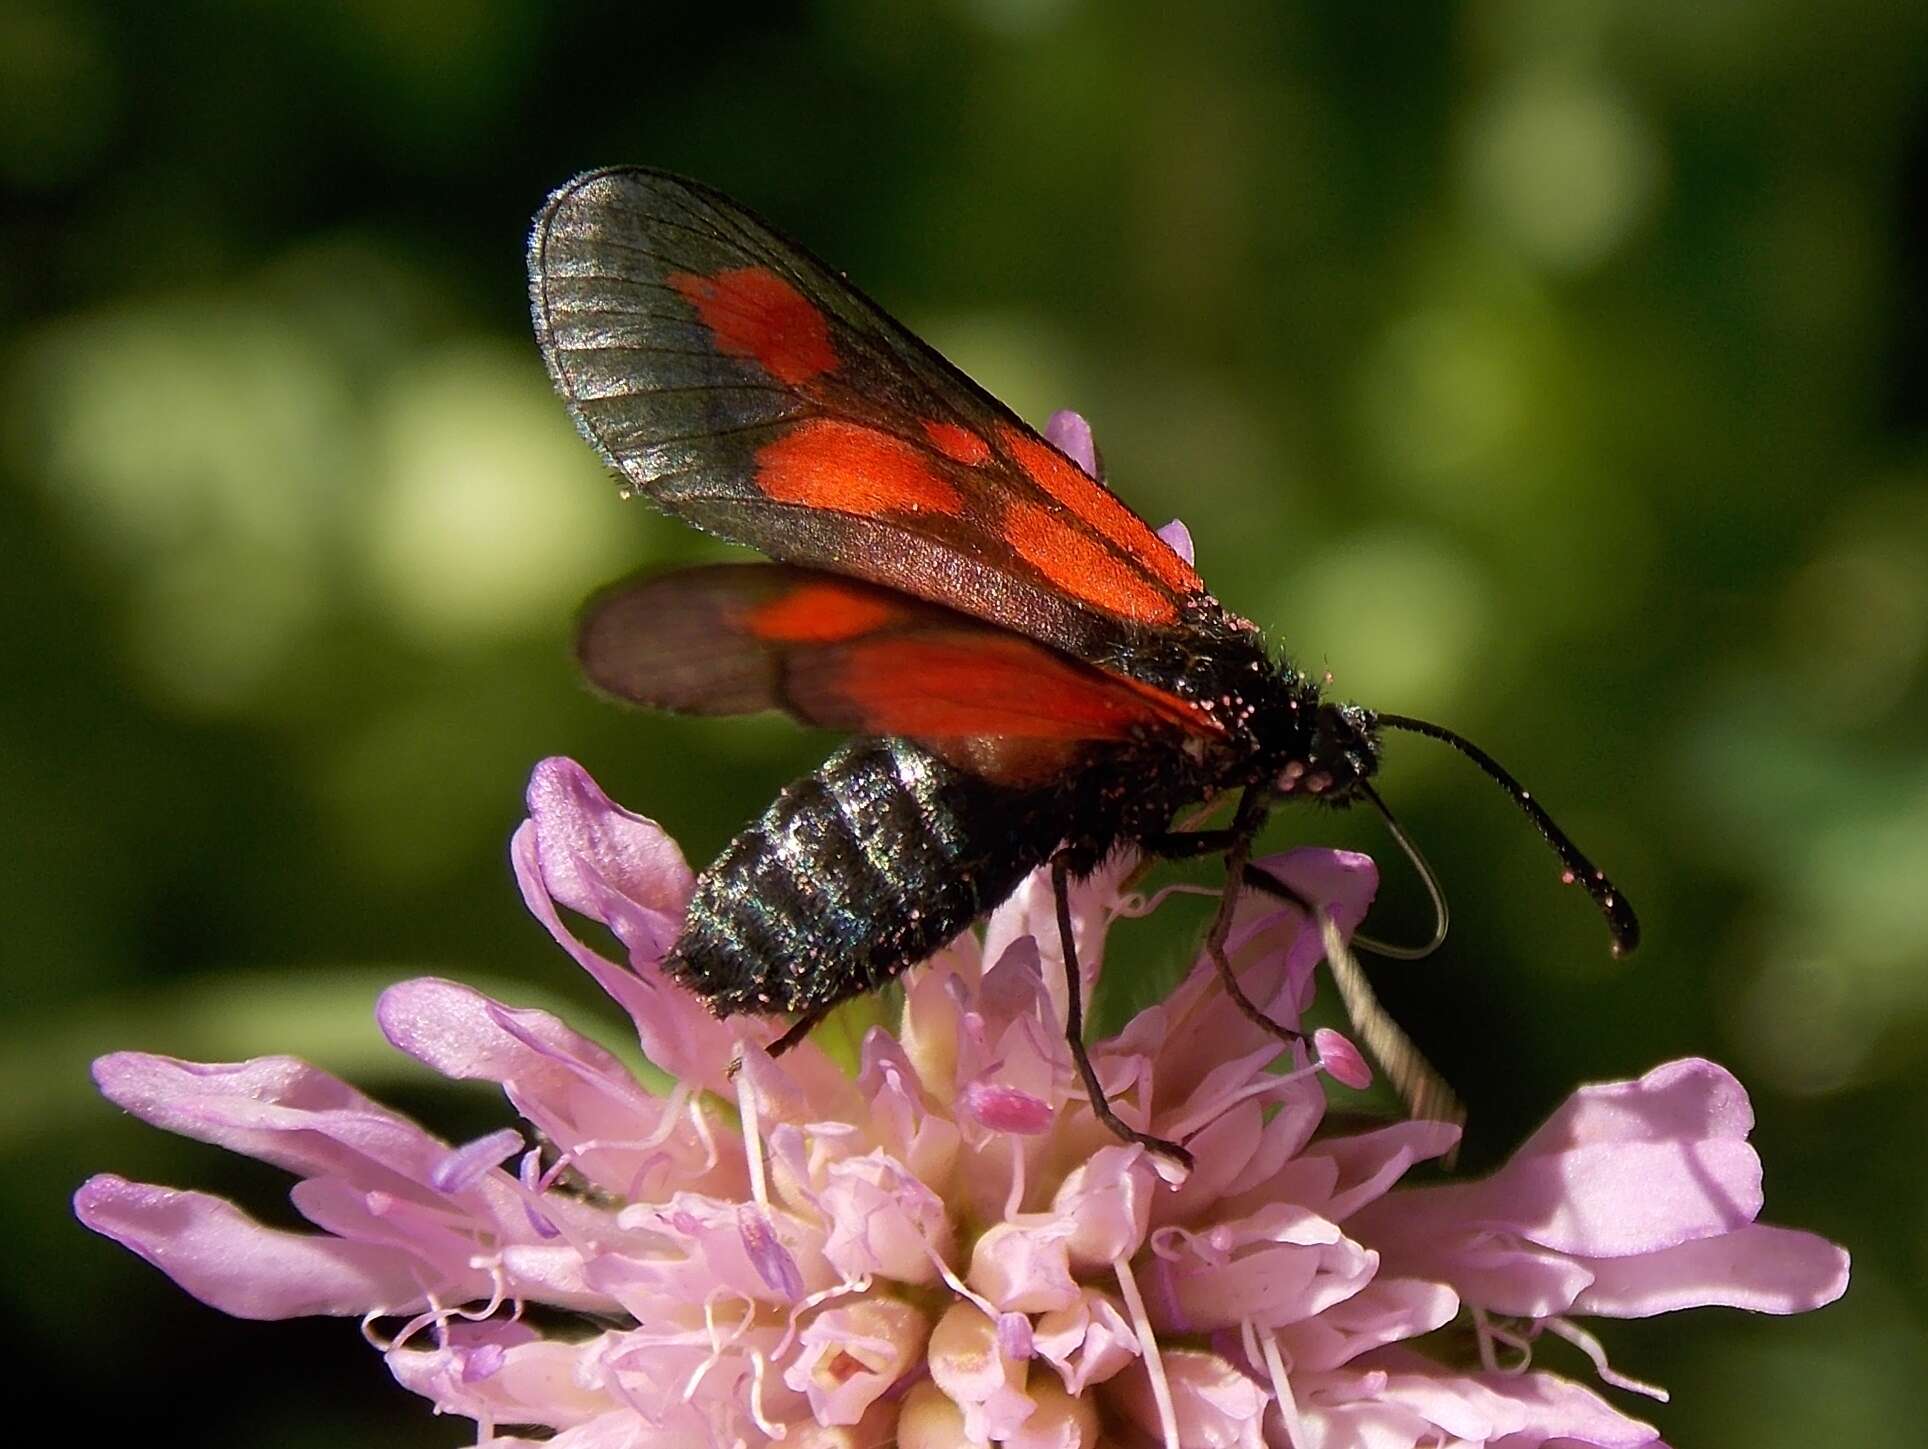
[{"x1": 529, "y1": 167, "x2": 1209, "y2": 665}]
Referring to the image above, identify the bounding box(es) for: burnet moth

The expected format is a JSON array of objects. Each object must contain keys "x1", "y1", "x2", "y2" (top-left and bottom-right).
[{"x1": 528, "y1": 168, "x2": 1637, "y2": 1167}]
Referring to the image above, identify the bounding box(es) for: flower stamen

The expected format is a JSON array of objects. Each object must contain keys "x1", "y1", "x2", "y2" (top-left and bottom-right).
[
  {"x1": 1544, "y1": 1316, "x2": 1671, "y2": 1403},
  {"x1": 690, "y1": 1093, "x2": 721, "y2": 1175},
  {"x1": 1003, "y1": 1132, "x2": 1027, "y2": 1221},
  {"x1": 746, "y1": 1347, "x2": 788, "y2": 1439},
  {"x1": 1473, "y1": 1305, "x2": 1534, "y2": 1374},
  {"x1": 1243, "y1": 1318, "x2": 1306, "y2": 1449},
  {"x1": 920, "y1": 1238, "x2": 1004, "y2": 1326},
  {"x1": 772, "y1": 1273, "x2": 873, "y2": 1361},
  {"x1": 1159, "y1": 1051, "x2": 1322, "y2": 1140},
  {"x1": 735, "y1": 1049, "x2": 772, "y2": 1211},
  {"x1": 1114, "y1": 1256, "x2": 1178, "y2": 1449},
  {"x1": 1109, "y1": 880, "x2": 1223, "y2": 921},
  {"x1": 684, "y1": 1291, "x2": 756, "y2": 1402}
]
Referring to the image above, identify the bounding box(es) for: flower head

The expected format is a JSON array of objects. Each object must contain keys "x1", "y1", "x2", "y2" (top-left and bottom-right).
[
  {"x1": 78, "y1": 754, "x2": 1847, "y2": 1448},
  {"x1": 77, "y1": 408, "x2": 1845, "y2": 1447}
]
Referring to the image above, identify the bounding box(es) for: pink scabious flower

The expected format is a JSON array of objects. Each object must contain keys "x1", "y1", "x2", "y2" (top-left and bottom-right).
[
  {"x1": 76, "y1": 409, "x2": 1845, "y2": 1447},
  {"x1": 77, "y1": 755, "x2": 1848, "y2": 1449}
]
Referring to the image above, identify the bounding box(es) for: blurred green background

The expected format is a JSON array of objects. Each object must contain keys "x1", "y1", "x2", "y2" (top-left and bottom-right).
[{"x1": 8, "y1": 1, "x2": 1924, "y2": 1444}]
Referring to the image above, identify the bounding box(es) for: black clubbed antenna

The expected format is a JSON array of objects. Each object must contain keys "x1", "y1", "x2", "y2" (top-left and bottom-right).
[{"x1": 1377, "y1": 713, "x2": 1640, "y2": 957}]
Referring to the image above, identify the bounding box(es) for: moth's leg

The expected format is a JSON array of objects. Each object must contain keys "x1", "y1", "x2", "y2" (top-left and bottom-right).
[
  {"x1": 1196, "y1": 787, "x2": 1308, "y2": 1054},
  {"x1": 767, "y1": 1004, "x2": 831, "y2": 1059},
  {"x1": 1140, "y1": 827, "x2": 1242, "y2": 859},
  {"x1": 1240, "y1": 861, "x2": 1310, "y2": 910},
  {"x1": 724, "y1": 1002, "x2": 829, "y2": 1078},
  {"x1": 1051, "y1": 852, "x2": 1193, "y2": 1170}
]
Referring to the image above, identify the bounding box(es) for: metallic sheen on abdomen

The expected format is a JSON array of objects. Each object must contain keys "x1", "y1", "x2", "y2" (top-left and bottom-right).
[{"x1": 668, "y1": 738, "x2": 1058, "y2": 1016}]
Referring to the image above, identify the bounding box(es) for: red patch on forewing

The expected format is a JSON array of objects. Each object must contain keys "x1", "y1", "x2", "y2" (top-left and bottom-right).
[
  {"x1": 746, "y1": 580, "x2": 907, "y2": 643},
  {"x1": 829, "y1": 634, "x2": 1167, "y2": 740},
  {"x1": 1002, "y1": 499, "x2": 1180, "y2": 625},
  {"x1": 921, "y1": 419, "x2": 992, "y2": 466},
  {"x1": 758, "y1": 419, "x2": 966, "y2": 517},
  {"x1": 999, "y1": 425, "x2": 1201, "y2": 594},
  {"x1": 667, "y1": 266, "x2": 838, "y2": 386}
]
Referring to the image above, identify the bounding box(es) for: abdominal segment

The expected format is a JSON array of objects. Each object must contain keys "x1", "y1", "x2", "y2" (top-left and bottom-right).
[{"x1": 667, "y1": 738, "x2": 1062, "y2": 1017}]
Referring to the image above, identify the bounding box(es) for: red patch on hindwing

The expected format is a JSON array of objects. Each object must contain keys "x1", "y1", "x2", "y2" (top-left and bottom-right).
[
  {"x1": 758, "y1": 419, "x2": 966, "y2": 516},
  {"x1": 668, "y1": 266, "x2": 838, "y2": 385},
  {"x1": 999, "y1": 425, "x2": 1200, "y2": 593},
  {"x1": 921, "y1": 419, "x2": 992, "y2": 466},
  {"x1": 828, "y1": 635, "x2": 1172, "y2": 740},
  {"x1": 746, "y1": 580, "x2": 907, "y2": 643}
]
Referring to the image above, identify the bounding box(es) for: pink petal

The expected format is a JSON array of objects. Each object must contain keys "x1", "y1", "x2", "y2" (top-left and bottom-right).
[
  {"x1": 388, "y1": 1328, "x2": 612, "y2": 1431},
  {"x1": 969, "y1": 1219, "x2": 1081, "y2": 1314},
  {"x1": 1515, "y1": 1058, "x2": 1752, "y2": 1159},
  {"x1": 898, "y1": 959, "x2": 976, "y2": 1107},
  {"x1": 819, "y1": 1150, "x2": 952, "y2": 1283},
  {"x1": 1278, "y1": 1275, "x2": 1460, "y2": 1373},
  {"x1": 1186, "y1": 1239, "x2": 1376, "y2": 1335},
  {"x1": 929, "y1": 1302, "x2": 1036, "y2": 1442},
  {"x1": 1156, "y1": 518, "x2": 1196, "y2": 565},
  {"x1": 610, "y1": 1191, "x2": 832, "y2": 1307},
  {"x1": 74, "y1": 1175, "x2": 441, "y2": 1319},
  {"x1": 1355, "y1": 1060, "x2": 1766, "y2": 1261},
  {"x1": 510, "y1": 820, "x2": 746, "y2": 1090},
  {"x1": 1299, "y1": 1356, "x2": 1663, "y2": 1447},
  {"x1": 379, "y1": 977, "x2": 641, "y2": 1099},
  {"x1": 1043, "y1": 408, "x2": 1099, "y2": 479},
  {"x1": 1034, "y1": 1289, "x2": 1140, "y2": 1394},
  {"x1": 1573, "y1": 1223, "x2": 1851, "y2": 1317},
  {"x1": 983, "y1": 852, "x2": 1138, "y2": 1022},
  {"x1": 1383, "y1": 1366, "x2": 1661, "y2": 1447},
  {"x1": 515, "y1": 759, "x2": 823, "y2": 1100},
  {"x1": 1210, "y1": 1093, "x2": 1330, "y2": 1209},
  {"x1": 1300, "y1": 1116, "x2": 1461, "y2": 1223},
  {"x1": 1499, "y1": 1149, "x2": 1762, "y2": 1255},
  {"x1": 783, "y1": 1297, "x2": 927, "y2": 1426},
  {"x1": 498, "y1": 1243, "x2": 610, "y2": 1309},
  {"x1": 1152, "y1": 1202, "x2": 1370, "y2": 1334},
  {"x1": 855, "y1": 1032, "x2": 963, "y2": 1190},
  {"x1": 89, "y1": 1053, "x2": 503, "y2": 1215},
  {"x1": 1049, "y1": 1145, "x2": 1155, "y2": 1270},
  {"x1": 1413, "y1": 1238, "x2": 1598, "y2": 1319},
  {"x1": 734, "y1": 1035, "x2": 866, "y2": 1127},
  {"x1": 378, "y1": 978, "x2": 738, "y2": 1198},
  {"x1": 461, "y1": 1342, "x2": 506, "y2": 1383},
  {"x1": 1110, "y1": 849, "x2": 1378, "y2": 1111},
  {"x1": 524, "y1": 756, "x2": 693, "y2": 937},
  {"x1": 1152, "y1": 1098, "x2": 1277, "y2": 1230},
  {"x1": 1164, "y1": 1242, "x2": 1321, "y2": 1333},
  {"x1": 1346, "y1": 1054, "x2": 1836, "y2": 1323},
  {"x1": 284, "y1": 1176, "x2": 512, "y2": 1291},
  {"x1": 1112, "y1": 1348, "x2": 1268, "y2": 1449}
]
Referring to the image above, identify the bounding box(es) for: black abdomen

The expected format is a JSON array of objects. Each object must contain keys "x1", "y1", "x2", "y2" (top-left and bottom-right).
[{"x1": 668, "y1": 738, "x2": 1062, "y2": 1017}]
